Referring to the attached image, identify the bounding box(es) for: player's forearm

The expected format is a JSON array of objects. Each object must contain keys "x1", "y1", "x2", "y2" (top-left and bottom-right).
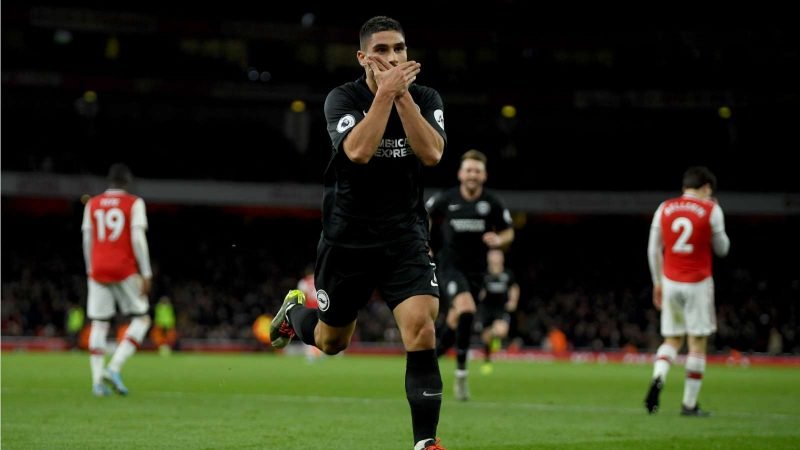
[
  {"x1": 507, "y1": 285, "x2": 520, "y2": 311},
  {"x1": 394, "y1": 94, "x2": 443, "y2": 166},
  {"x1": 342, "y1": 91, "x2": 394, "y2": 164},
  {"x1": 131, "y1": 227, "x2": 153, "y2": 278},
  {"x1": 497, "y1": 228, "x2": 515, "y2": 249},
  {"x1": 710, "y1": 206, "x2": 730, "y2": 257},
  {"x1": 712, "y1": 232, "x2": 730, "y2": 257}
]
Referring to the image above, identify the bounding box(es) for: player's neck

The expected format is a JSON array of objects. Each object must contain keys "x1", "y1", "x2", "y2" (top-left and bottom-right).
[
  {"x1": 683, "y1": 188, "x2": 709, "y2": 200},
  {"x1": 459, "y1": 185, "x2": 482, "y2": 201}
]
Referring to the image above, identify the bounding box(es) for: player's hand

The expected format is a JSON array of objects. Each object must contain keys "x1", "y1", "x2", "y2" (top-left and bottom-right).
[
  {"x1": 652, "y1": 283, "x2": 663, "y2": 310},
  {"x1": 367, "y1": 56, "x2": 420, "y2": 97},
  {"x1": 483, "y1": 232, "x2": 502, "y2": 248},
  {"x1": 141, "y1": 276, "x2": 152, "y2": 296},
  {"x1": 369, "y1": 55, "x2": 421, "y2": 90}
]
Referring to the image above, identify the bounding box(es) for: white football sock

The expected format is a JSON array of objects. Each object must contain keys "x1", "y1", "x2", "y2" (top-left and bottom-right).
[
  {"x1": 652, "y1": 343, "x2": 677, "y2": 381},
  {"x1": 683, "y1": 353, "x2": 706, "y2": 408},
  {"x1": 88, "y1": 320, "x2": 110, "y2": 385},
  {"x1": 414, "y1": 439, "x2": 435, "y2": 450},
  {"x1": 108, "y1": 316, "x2": 151, "y2": 373}
]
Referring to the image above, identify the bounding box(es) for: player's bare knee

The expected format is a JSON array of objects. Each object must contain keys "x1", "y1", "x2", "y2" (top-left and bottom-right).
[
  {"x1": 665, "y1": 336, "x2": 684, "y2": 350},
  {"x1": 495, "y1": 322, "x2": 509, "y2": 337},
  {"x1": 453, "y1": 295, "x2": 476, "y2": 314},
  {"x1": 454, "y1": 302, "x2": 476, "y2": 315},
  {"x1": 413, "y1": 321, "x2": 436, "y2": 347},
  {"x1": 446, "y1": 309, "x2": 459, "y2": 328},
  {"x1": 687, "y1": 335, "x2": 708, "y2": 354},
  {"x1": 319, "y1": 338, "x2": 348, "y2": 355}
]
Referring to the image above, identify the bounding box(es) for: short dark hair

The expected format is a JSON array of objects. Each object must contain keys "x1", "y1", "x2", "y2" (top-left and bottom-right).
[
  {"x1": 107, "y1": 163, "x2": 133, "y2": 187},
  {"x1": 359, "y1": 16, "x2": 404, "y2": 50},
  {"x1": 462, "y1": 149, "x2": 487, "y2": 165},
  {"x1": 682, "y1": 166, "x2": 716, "y2": 191}
]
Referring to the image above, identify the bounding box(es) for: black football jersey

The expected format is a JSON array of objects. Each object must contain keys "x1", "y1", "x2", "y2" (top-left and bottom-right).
[
  {"x1": 483, "y1": 269, "x2": 516, "y2": 307},
  {"x1": 322, "y1": 77, "x2": 447, "y2": 248},
  {"x1": 426, "y1": 187, "x2": 512, "y2": 273}
]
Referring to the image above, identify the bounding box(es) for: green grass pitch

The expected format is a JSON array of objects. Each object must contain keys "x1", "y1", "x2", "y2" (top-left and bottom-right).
[{"x1": 2, "y1": 352, "x2": 799, "y2": 449}]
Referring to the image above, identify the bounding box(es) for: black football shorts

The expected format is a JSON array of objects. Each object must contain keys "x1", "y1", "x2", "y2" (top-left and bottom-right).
[
  {"x1": 437, "y1": 268, "x2": 483, "y2": 309},
  {"x1": 314, "y1": 238, "x2": 440, "y2": 327}
]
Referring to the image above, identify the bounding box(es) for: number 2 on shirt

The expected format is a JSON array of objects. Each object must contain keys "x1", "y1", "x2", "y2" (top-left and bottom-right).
[{"x1": 671, "y1": 217, "x2": 694, "y2": 254}]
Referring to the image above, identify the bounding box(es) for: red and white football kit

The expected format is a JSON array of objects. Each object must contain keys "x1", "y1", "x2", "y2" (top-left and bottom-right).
[{"x1": 648, "y1": 193, "x2": 730, "y2": 336}]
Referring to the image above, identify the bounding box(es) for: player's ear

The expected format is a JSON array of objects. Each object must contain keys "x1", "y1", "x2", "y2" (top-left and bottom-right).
[{"x1": 357, "y1": 50, "x2": 367, "y2": 68}]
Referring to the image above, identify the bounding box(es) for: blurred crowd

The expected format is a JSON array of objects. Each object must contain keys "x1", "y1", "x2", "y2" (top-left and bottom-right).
[{"x1": 3, "y1": 205, "x2": 797, "y2": 354}]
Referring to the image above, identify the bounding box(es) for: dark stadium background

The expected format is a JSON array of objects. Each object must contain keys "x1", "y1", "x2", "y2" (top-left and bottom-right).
[{"x1": 3, "y1": 3, "x2": 798, "y2": 353}]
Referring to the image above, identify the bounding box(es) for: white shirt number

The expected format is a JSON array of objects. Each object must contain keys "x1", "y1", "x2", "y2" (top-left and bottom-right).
[
  {"x1": 671, "y1": 217, "x2": 694, "y2": 254},
  {"x1": 93, "y1": 208, "x2": 125, "y2": 242}
]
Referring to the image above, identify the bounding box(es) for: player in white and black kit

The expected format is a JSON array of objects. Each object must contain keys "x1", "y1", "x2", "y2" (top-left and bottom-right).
[
  {"x1": 269, "y1": 16, "x2": 447, "y2": 450},
  {"x1": 426, "y1": 150, "x2": 514, "y2": 401},
  {"x1": 479, "y1": 249, "x2": 520, "y2": 371}
]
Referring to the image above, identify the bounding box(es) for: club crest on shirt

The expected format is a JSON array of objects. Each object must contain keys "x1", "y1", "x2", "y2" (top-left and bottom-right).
[
  {"x1": 316, "y1": 289, "x2": 330, "y2": 311},
  {"x1": 476, "y1": 201, "x2": 491, "y2": 216},
  {"x1": 336, "y1": 114, "x2": 356, "y2": 133},
  {"x1": 434, "y1": 109, "x2": 445, "y2": 130}
]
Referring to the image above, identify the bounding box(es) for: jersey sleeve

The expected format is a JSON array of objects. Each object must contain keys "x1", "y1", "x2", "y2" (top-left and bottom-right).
[
  {"x1": 425, "y1": 191, "x2": 443, "y2": 216},
  {"x1": 710, "y1": 203, "x2": 726, "y2": 235},
  {"x1": 131, "y1": 198, "x2": 148, "y2": 230},
  {"x1": 490, "y1": 195, "x2": 513, "y2": 231},
  {"x1": 710, "y1": 203, "x2": 730, "y2": 257},
  {"x1": 323, "y1": 87, "x2": 364, "y2": 153},
  {"x1": 415, "y1": 87, "x2": 447, "y2": 145},
  {"x1": 82, "y1": 203, "x2": 93, "y2": 274},
  {"x1": 506, "y1": 269, "x2": 517, "y2": 285},
  {"x1": 647, "y1": 202, "x2": 666, "y2": 284},
  {"x1": 650, "y1": 202, "x2": 665, "y2": 229},
  {"x1": 81, "y1": 202, "x2": 92, "y2": 231}
]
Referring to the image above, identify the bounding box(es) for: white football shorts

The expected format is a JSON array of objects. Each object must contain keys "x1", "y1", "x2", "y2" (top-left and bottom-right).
[
  {"x1": 660, "y1": 276, "x2": 716, "y2": 337},
  {"x1": 87, "y1": 274, "x2": 150, "y2": 320}
]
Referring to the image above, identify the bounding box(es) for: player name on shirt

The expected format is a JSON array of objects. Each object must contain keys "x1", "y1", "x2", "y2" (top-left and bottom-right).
[
  {"x1": 449, "y1": 218, "x2": 486, "y2": 232},
  {"x1": 663, "y1": 201, "x2": 708, "y2": 218},
  {"x1": 485, "y1": 272, "x2": 512, "y2": 293}
]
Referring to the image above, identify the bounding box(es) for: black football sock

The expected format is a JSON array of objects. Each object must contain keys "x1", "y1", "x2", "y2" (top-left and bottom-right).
[
  {"x1": 406, "y1": 349, "x2": 442, "y2": 444},
  {"x1": 435, "y1": 324, "x2": 456, "y2": 358},
  {"x1": 455, "y1": 312, "x2": 474, "y2": 371},
  {"x1": 287, "y1": 306, "x2": 318, "y2": 347}
]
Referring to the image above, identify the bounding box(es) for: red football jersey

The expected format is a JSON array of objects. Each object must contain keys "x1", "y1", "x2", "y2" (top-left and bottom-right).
[
  {"x1": 658, "y1": 195, "x2": 716, "y2": 282},
  {"x1": 82, "y1": 190, "x2": 147, "y2": 283}
]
